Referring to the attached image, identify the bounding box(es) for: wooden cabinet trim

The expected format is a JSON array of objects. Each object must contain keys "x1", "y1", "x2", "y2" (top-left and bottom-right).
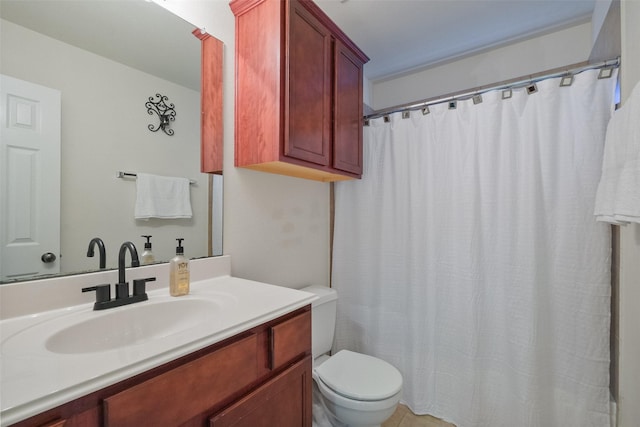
[{"x1": 38, "y1": 420, "x2": 65, "y2": 427}]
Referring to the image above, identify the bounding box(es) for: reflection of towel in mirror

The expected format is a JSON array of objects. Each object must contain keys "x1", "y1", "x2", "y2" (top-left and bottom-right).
[
  {"x1": 135, "y1": 173, "x2": 192, "y2": 219},
  {"x1": 594, "y1": 80, "x2": 640, "y2": 225}
]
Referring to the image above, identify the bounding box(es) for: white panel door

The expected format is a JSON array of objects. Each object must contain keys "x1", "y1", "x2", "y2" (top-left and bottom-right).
[{"x1": 0, "y1": 75, "x2": 61, "y2": 281}]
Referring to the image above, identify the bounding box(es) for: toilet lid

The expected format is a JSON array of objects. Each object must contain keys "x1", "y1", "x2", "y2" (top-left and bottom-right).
[{"x1": 314, "y1": 350, "x2": 402, "y2": 401}]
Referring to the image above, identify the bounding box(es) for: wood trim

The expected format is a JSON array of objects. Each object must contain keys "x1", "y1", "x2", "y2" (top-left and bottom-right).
[
  {"x1": 39, "y1": 419, "x2": 66, "y2": 427},
  {"x1": 208, "y1": 174, "x2": 213, "y2": 256},
  {"x1": 241, "y1": 161, "x2": 355, "y2": 182},
  {"x1": 329, "y1": 182, "x2": 335, "y2": 285}
]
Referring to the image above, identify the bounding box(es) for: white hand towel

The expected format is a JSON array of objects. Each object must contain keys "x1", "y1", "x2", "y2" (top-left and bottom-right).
[
  {"x1": 135, "y1": 173, "x2": 193, "y2": 219},
  {"x1": 594, "y1": 80, "x2": 640, "y2": 225}
]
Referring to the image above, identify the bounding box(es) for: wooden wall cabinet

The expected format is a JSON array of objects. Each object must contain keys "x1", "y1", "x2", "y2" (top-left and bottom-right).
[
  {"x1": 11, "y1": 308, "x2": 312, "y2": 427},
  {"x1": 194, "y1": 30, "x2": 224, "y2": 174},
  {"x1": 230, "y1": 0, "x2": 369, "y2": 182}
]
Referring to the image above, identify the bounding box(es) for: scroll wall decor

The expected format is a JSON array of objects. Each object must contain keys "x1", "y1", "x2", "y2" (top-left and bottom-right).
[{"x1": 146, "y1": 93, "x2": 176, "y2": 136}]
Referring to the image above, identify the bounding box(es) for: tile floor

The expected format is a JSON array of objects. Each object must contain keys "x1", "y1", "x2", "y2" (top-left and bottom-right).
[{"x1": 382, "y1": 404, "x2": 456, "y2": 427}]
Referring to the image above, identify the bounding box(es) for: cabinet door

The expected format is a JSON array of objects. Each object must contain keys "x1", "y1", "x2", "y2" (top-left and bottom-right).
[
  {"x1": 285, "y1": 0, "x2": 332, "y2": 167},
  {"x1": 103, "y1": 335, "x2": 258, "y2": 427},
  {"x1": 333, "y1": 39, "x2": 363, "y2": 175},
  {"x1": 210, "y1": 356, "x2": 312, "y2": 427}
]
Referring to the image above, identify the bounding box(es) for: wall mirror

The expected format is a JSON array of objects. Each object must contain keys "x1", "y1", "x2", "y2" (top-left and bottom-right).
[{"x1": 0, "y1": 0, "x2": 222, "y2": 283}]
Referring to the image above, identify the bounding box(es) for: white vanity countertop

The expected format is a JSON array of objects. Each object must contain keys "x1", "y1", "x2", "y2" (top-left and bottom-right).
[{"x1": 0, "y1": 275, "x2": 316, "y2": 426}]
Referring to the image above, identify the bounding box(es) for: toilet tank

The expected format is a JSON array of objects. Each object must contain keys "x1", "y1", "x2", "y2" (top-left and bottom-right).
[{"x1": 301, "y1": 286, "x2": 337, "y2": 359}]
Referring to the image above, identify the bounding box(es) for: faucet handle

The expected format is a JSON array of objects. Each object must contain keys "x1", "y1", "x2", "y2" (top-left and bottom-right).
[
  {"x1": 115, "y1": 282, "x2": 129, "y2": 300},
  {"x1": 133, "y1": 277, "x2": 156, "y2": 298},
  {"x1": 82, "y1": 284, "x2": 111, "y2": 308}
]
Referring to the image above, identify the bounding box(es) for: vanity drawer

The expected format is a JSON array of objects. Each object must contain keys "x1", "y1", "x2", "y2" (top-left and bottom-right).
[
  {"x1": 269, "y1": 310, "x2": 311, "y2": 370},
  {"x1": 103, "y1": 334, "x2": 258, "y2": 427}
]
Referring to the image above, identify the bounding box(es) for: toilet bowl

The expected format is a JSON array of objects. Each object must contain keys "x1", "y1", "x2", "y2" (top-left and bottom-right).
[{"x1": 302, "y1": 286, "x2": 403, "y2": 427}]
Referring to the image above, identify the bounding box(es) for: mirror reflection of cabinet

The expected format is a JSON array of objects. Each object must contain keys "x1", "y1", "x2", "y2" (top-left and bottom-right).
[
  {"x1": 231, "y1": 0, "x2": 369, "y2": 183},
  {"x1": 194, "y1": 30, "x2": 224, "y2": 175}
]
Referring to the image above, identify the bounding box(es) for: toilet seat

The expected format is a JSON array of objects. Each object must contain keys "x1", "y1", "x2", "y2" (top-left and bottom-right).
[
  {"x1": 315, "y1": 373, "x2": 402, "y2": 413},
  {"x1": 314, "y1": 350, "x2": 402, "y2": 401}
]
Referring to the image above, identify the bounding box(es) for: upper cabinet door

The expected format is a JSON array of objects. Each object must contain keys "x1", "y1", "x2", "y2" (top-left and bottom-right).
[
  {"x1": 333, "y1": 39, "x2": 363, "y2": 175},
  {"x1": 285, "y1": 1, "x2": 332, "y2": 167}
]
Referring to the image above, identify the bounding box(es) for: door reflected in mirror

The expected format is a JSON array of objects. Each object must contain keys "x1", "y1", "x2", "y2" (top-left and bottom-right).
[{"x1": 0, "y1": 0, "x2": 222, "y2": 283}]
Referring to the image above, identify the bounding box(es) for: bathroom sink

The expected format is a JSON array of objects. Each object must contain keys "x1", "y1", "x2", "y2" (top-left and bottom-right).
[
  {"x1": 46, "y1": 298, "x2": 223, "y2": 354},
  {"x1": 2, "y1": 295, "x2": 235, "y2": 355}
]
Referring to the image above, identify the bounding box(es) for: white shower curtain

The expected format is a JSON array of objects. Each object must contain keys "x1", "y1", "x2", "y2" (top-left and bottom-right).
[{"x1": 332, "y1": 69, "x2": 618, "y2": 427}]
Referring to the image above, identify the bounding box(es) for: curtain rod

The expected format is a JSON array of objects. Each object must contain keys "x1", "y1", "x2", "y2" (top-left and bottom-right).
[{"x1": 364, "y1": 57, "x2": 620, "y2": 121}]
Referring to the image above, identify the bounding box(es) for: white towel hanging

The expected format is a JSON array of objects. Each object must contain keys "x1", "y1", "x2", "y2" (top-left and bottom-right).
[
  {"x1": 134, "y1": 173, "x2": 193, "y2": 219},
  {"x1": 594, "y1": 80, "x2": 640, "y2": 225}
]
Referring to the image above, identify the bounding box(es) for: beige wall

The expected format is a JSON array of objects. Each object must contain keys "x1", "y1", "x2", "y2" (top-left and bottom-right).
[
  {"x1": 370, "y1": 22, "x2": 593, "y2": 110},
  {"x1": 617, "y1": 2, "x2": 640, "y2": 425}
]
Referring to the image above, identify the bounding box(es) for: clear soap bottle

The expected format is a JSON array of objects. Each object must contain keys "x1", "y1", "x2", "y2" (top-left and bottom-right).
[
  {"x1": 140, "y1": 235, "x2": 155, "y2": 265},
  {"x1": 170, "y1": 238, "x2": 190, "y2": 296}
]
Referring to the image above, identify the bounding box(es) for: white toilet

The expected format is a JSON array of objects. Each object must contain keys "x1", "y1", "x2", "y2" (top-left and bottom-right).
[{"x1": 302, "y1": 286, "x2": 403, "y2": 427}]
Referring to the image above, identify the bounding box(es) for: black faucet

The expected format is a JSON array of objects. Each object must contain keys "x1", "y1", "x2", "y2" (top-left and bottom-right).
[
  {"x1": 82, "y1": 241, "x2": 155, "y2": 310},
  {"x1": 86, "y1": 237, "x2": 106, "y2": 269},
  {"x1": 117, "y1": 241, "x2": 140, "y2": 299}
]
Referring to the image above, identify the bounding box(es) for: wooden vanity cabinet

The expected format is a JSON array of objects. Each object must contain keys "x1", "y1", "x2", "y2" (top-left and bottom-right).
[
  {"x1": 11, "y1": 307, "x2": 311, "y2": 427},
  {"x1": 230, "y1": 0, "x2": 369, "y2": 182}
]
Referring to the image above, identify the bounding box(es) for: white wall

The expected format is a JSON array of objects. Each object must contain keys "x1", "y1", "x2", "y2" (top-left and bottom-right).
[
  {"x1": 617, "y1": 2, "x2": 640, "y2": 425},
  {"x1": 593, "y1": 0, "x2": 615, "y2": 45},
  {"x1": 371, "y1": 22, "x2": 592, "y2": 111},
  {"x1": 1, "y1": 20, "x2": 206, "y2": 272},
  {"x1": 156, "y1": 1, "x2": 330, "y2": 290}
]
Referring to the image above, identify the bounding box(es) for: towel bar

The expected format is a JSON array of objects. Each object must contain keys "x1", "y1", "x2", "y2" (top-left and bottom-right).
[{"x1": 116, "y1": 171, "x2": 196, "y2": 185}]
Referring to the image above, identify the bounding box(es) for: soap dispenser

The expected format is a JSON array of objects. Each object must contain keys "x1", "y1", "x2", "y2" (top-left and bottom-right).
[
  {"x1": 140, "y1": 235, "x2": 155, "y2": 265},
  {"x1": 170, "y1": 238, "x2": 190, "y2": 296}
]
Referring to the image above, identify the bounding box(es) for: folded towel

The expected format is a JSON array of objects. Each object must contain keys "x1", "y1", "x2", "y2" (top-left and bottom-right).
[
  {"x1": 594, "y1": 81, "x2": 640, "y2": 225},
  {"x1": 135, "y1": 173, "x2": 193, "y2": 219}
]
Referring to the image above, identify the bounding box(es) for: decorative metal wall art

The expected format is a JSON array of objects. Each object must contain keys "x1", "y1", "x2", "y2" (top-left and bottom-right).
[{"x1": 146, "y1": 93, "x2": 176, "y2": 136}]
